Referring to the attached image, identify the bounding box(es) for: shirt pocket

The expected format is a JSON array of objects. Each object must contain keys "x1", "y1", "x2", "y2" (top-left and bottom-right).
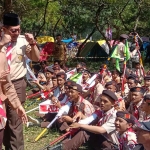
[{"x1": 15, "y1": 49, "x2": 24, "y2": 63}]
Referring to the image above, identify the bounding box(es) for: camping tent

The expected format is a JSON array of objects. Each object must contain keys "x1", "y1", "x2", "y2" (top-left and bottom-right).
[{"x1": 78, "y1": 42, "x2": 108, "y2": 60}]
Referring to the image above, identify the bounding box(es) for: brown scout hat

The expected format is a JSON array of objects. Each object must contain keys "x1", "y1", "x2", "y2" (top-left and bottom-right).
[
  {"x1": 116, "y1": 111, "x2": 135, "y2": 124},
  {"x1": 102, "y1": 90, "x2": 118, "y2": 101}
]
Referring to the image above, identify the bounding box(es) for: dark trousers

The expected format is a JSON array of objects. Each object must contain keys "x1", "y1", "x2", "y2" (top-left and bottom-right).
[
  {"x1": 3, "y1": 78, "x2": 26, "y2": 150},
  {"x1": 62, "y1": 129, "x2": 111, "y2": 150}
]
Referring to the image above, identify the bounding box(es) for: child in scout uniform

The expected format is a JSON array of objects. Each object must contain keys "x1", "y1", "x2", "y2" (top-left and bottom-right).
[
  {"x1": 140, "y1": 94, "x2": 150, "y2": 120},
  {"x1": 115, "y1": 111, "x2": 137, "y2": 150},
  {"x1": 112, "y1": 70, "x2": 121, "y2": 84},
  {"x1": 144, "y1": 76, "x2": 150, "y2": 94},
  {"x1": 52, "y1": 72, "x2": 66, "y2": 98},
  {"x1": 132, "y1": 62, "x2": 144, "y2": 83},
  {"x1": 99, "y1": 64, "x2": 112, "y2": 85},
  {"x1": 51, "y1": 90, "x2": 119, "y2": 150},
  {"x1": 128, "y1": 87, "x2": 145, "y2": 121},
  {"x1": 80, "y1": 70, "x2": 91, "y2": 88},
  {"x1": 125, "y1": 74, "x2": 141, "y2": 109},
  {"x1": 105, "y1": 81, "x2": 125, "y2": 111},
  {"x1": 134, "y1": 120, "x2": 150, "y2": 150},
  {"x1": 57, "y1": 82, "x2": 95, "y2": 133},
  {"x1": 83, "y1": 74, "x2": 104, "y2": 105}
]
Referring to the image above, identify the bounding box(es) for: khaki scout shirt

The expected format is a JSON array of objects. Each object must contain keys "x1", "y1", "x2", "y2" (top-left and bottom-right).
[
  {"x1": 53, "y1": 42, "x2": 66, "y2": 61},
  {"x1": 0, "y1": 51, "x2": 21, "y2": 111},
  {"x1": 2, "y1": 35, "x2": 30, "y2": 81}
]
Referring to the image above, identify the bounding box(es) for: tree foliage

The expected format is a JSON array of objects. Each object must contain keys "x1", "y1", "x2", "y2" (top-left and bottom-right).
[{"x1": 0, "y1": 0, "x2": 150, "y2": 38}]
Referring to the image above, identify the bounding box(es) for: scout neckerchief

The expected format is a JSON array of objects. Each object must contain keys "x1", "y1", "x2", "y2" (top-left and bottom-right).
[
  {"x1": 6, "y1": 43, "x2": 13, "y2": 70},
  {"x1": 97, "y1": 108, "x2": 115, "y2": 126},
  {"x1": 73, "y1": 96, "x2": 84, "y2": 116},
  {"x1": 133, "y1": 104, "x2": 139, "y2": 119},
  {"x1": 118, "y1": 128, "x2": 137, "y2": 150}
]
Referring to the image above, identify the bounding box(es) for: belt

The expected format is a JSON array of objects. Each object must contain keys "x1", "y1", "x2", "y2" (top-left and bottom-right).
[{"x1": 11, "y1": 77, "x2": 25, "y2": 83}]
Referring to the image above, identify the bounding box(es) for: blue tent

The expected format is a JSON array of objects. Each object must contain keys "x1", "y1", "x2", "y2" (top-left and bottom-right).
[{"x1": 61, "y1": 38, "x2": 73, "y2": 43}]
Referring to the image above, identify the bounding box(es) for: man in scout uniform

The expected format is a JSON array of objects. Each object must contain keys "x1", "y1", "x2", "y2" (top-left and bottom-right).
[
  {"x1": 140, "y1": 94, "x2": 150, "y2": 120},
  {"x1": 1, "y1": 12, "x2": 40, "y2": 150},
  {"x1": 52, "y1": 90, "x2": 118, "y2": 150},
  {"x1": 58, "y1": 82, "x2": 95, "y2": 133},
  {"x1": 53, "y1": 34, "x2": 67, "y2": 67},
  {"x1": 105, "y1": 81, "x2": 125, "y2": 111},
  {"x1": 0, "y1": 33, "x2": 28, "y2": 150},
  {"x1": 128, "y1": 87, "x2": 145, "y2": 120},
  {"x1": 117, "y1": 34, "x2": 139, "y2": 72},
  {"x1": 115, "y1": 111, "x2": 137, "y2": 150}
]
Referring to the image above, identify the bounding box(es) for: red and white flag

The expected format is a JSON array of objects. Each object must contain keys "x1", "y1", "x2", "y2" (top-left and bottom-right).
[{"x1": 39, "y1": 100, "x2": 59, "y2": 114}]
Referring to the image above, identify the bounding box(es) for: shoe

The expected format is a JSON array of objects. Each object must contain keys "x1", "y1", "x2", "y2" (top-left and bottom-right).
[
  {"x1": 48, "y1": 144, "x2": 62, "y2": 150},
  {"x1": 26, "y1": 122, "x2": 34, "y2": 127},
  {"x1": 27, "y1": 116, "x2": 40, "y2": 124}
]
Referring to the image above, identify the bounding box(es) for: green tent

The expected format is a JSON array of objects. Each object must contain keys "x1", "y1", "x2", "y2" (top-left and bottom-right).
[{"x1": 78, "y1": 42, "x2": 108, "y2": 61}]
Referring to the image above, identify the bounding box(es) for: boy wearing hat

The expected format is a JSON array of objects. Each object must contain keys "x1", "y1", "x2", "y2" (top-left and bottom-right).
[
  {"x1": 140, "y1": 94, "x2": 150, "y2": 120},
  {"x1": 115, "y1": 111, "x2": 137, "y2": 150},
  {"x1": 55, "y1": 90, "x2": 119, "y2": 150},
  {"x1": 58, "y1": 83, "x2": 95, "y2": 132},
  {"x1": 135, "y1": 120, "x2": 150, "y2": 150},
  {"x1": 105, "y1": 81, "x2": 125, "y2": 111},
  {"x1": 128, "y1": 87, "x2": 145, "y2": 120},
  {"x1": 1, "y1": 12, "x2": 40, "y2": 150}
]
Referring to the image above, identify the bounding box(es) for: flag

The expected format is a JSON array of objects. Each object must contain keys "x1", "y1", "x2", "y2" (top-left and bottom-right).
[
  {"x1": 39, "y1": 100, "x2": 59, "y2": 114},
  {"x1": 109, "y1": 45, "x2": 120, "y2": 71},
  {"x1": 109, "y1": 41, "x2": 130, "y2": 71},
  {"x1": 70, "y1": 73, "x2": 82, "y2": 82},
  {"x1": 124, "y1": 40, "x2": 130, "y2": 61}
]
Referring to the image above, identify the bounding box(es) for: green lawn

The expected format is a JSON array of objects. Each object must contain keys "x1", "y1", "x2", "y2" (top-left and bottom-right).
[{"x1": 24, "y1": 98, "x2": 88, "y2": 150}]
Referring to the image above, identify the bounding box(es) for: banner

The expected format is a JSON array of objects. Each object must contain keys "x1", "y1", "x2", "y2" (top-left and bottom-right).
[{"x1": 39, "y1": 99, "x2": 59, "y2": 114}]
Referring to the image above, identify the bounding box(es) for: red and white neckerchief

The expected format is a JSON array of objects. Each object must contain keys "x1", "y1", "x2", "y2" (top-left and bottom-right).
[
  {"x1": 133, "y1": 104, "x2": 139, "y2": 120},
  {"x1": 73, "y1": 97, "x2": 84, "y2": 116},
  {"x1": 6, "y1": 43, "x2": 13, "y2": 71},
  {"x1": 118, "y1": 128, "x2": 137, "y2": 150},
  {"x1": 0, "y1": 98, "x2": 7, "y2": 129},
  {"x1": 97, "y1": 109, "x2": 114, "y2": 126}
]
